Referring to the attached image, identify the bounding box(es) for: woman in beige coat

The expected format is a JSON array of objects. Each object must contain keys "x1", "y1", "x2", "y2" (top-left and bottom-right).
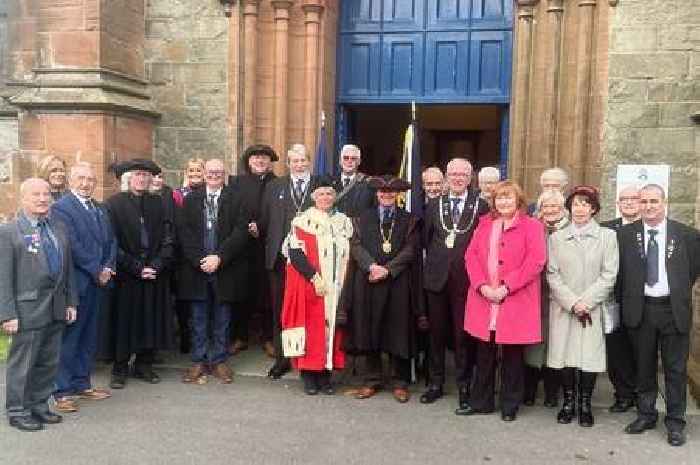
[{"x1": 547, "y1": 186, "x2": 618, "y2": 428}]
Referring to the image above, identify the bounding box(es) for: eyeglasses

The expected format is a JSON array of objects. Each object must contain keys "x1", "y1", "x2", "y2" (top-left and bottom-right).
[
  {"x1": 206, "y1": 170, "x2": 225, "y2": 176},
  {"x1": 342, "y1": 156, "x2": 360, "y2": 161},
  {"x1": 618, "y1": 196, "x2": 640, "y2": 203}
]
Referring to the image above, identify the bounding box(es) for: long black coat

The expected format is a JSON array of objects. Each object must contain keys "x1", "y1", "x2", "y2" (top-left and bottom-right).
[
  {"x1": 177, "y1": 187, "x2": 250, "y2": 303},
  {"x1": 259, "y1": 175, "x2": 318, "y2": 270},
  {"x1": 333, "y1": 173, "x2": 375, "y2": 218},
  {"x1": 103, "y1": 192, "x2": 175, "y2": 360},
  {"x1": 422, "y1": 190, "x2": 488, "y2": 292},
  {"x1": 342, "y1": 207, "x2": 424, "y2": 358},
  {"x1": 617, "y1": 219, "x2": 700, "y2": 334},
  {"x1": 229, "y1": 173, "x2": 277, "y2": 306}
]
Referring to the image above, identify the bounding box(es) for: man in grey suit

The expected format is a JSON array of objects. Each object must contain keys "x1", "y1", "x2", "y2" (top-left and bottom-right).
[{"x1": 0, "y1": 178, "x2": 77, "y2": 432}]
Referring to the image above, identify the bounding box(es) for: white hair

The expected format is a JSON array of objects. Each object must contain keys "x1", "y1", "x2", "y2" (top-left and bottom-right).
[
  {"x1": 536, "y1": 189, "x2": 566, "y2": 210},
  {"x1": 540, "y1": 167, "x2": 569, "y2": 188},
  {"x1": 20, "y1": 178, "x2": 50, "y2": 197},
  {"x1": 288, "y1": 143, "x2": 308, "y2": 161},
  {"x1": 69, "y1": 161, "x2": 95, "y2": 178},
  {"x1": 422, "y1": 166, "x2": 443, "y2": 179},
  {"x1": 120, "y1": 171, "x2": 133, "y2": 192},
  {"x1": 340, "y1": 144, "x2": 361, "y2": 159},
  {"x1": 478, "y1": 166, "x2": 500, "y2": 182},
  {"x1": 617, "y1": 183, "x2": 641, "y2": 198},
  {"x1": 446, "y1": 157, "x2": 473, "y2": 173}
]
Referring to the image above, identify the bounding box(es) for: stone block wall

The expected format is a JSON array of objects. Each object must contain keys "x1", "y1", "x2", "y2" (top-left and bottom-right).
[
  {"x1": 0, "y1": 1, "x2": 20, "y2": 222},
  {"x1": 145, "y1": 0, "x2": 230, "y2": 186},
  {"x1": 600, "y1": 0, "x2": 700, "y2": 406}
]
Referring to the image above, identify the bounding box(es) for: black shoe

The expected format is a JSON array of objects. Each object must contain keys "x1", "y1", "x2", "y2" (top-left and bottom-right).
[
  {"x1": 32, "y1": 411, "x2": 62, "y2": 424},
  {"x1": 9, "y1": 416, "x2": 43, "y2": 432},
  {"x1": 110, "y1": 373, "x2": 127, "y2": 389},
  {"x1": 455, "y1": 404, "x2": 493, "y2": 416},
  {"x1": 268, "y1": 359, "x2": 291, "y2": 380},
  {"x1": 501, "y1": 411, "x2": 517, "y2": 422},
  {"x1": 458, "y1": 385, "x2": 470, "y2": 409},
  {"x1": 667, "y1": 430, "x2": 686, "y2": 447},
  {"x1": 318, "y1": 371, "x2": 335, "y2": 395},
  {"x1": 419, "y1": 385, "x2": 443, "y2": 404},
  {"x1": 302, "y1": 372, "x2": 319, "y2": 396},
  {"x1": 609, "y1": 398, "x2": 635, "y2": 413},
  {"x1": 624, "y1": 417, "x2": 657, "y2": 434},
  {"x1": 557, "y1": 389, "x2": 576, "y2": 424},
  {"x1": 133, "y1": 367, "x2": 161, "y2": 384}
]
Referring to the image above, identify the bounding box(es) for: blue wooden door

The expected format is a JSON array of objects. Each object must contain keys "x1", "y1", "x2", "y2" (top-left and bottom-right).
[{"x1": 338, "y1": 0, "x2": 512, "y2": 104}]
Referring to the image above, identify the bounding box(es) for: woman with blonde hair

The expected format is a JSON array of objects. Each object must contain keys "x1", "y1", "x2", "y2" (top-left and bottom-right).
[
  {"x1": 37, "y1": 154, "x2": 68, "y2": 201},
  {"x1": 173, "y1": 158, "x2": 205, "y2": 207}
]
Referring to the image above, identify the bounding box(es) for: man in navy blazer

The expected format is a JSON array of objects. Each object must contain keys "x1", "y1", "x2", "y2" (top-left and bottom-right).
[{"x1": 51, "y1": 162, "x2": 117, "y2": 412}]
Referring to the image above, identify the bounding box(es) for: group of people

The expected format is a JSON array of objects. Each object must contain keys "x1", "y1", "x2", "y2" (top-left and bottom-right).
[{"x1": 0, "y1": 147, "x2": 698, "y2": 449}]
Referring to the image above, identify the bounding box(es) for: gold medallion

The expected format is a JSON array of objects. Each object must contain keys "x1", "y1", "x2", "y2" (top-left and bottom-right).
[
  {"x1": 445, "y1": 231, "x2": 456, "y2": 249},
  {"x1": 382, "y1": 241, "x2": 392, "y2": 254}
]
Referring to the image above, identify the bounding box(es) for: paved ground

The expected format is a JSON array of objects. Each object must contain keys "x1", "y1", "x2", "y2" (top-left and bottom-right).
[{"x1": 0, "y1": 349, "x2": 697, "y2": 465}]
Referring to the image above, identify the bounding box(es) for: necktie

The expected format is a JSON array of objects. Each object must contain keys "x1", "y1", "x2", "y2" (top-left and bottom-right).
[
  {"x1": 38, "y1": 220, "x2": 60, "y2": 278},
  {"x1": 295, "y1": 178, "x2": 305, "y2": 201},
  {"x1": 382, "y1": 208, "x2": 392, "y2": 224},
  {"x1": 451, "y1": 198, "x2": 461, "y2": 225},
  {"x1": 646, "y1": 229, "x2": 659, "y2": 286},
  {"x1": 342, "y1": 177, "x2": 350, "y2": 189}
]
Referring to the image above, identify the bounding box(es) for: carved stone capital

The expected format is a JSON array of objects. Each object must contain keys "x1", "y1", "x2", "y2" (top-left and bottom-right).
[
  {"x1": 547, "y1": 0, "x2": 564, "y2": 12},
  {"x1": 242, "y1": 0, "x2": 260, "y2": 16},
  {"x1": 578, "y1": 0, "x2": 597, "y2": 6},
  {"x1": 272, "y1": 0, "x2": 293, "y2": 20},
  {"x1": 516, "y1": 0, "x2": 539, "y2": 19},
  {"x1": 302, "y1": 3, "x2": 324, "y2": 23}
]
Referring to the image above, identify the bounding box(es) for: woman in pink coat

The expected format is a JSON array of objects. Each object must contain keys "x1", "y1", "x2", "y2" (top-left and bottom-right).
[{"x1": 455, "y1": 180, "x2": 547, "y2": 421}]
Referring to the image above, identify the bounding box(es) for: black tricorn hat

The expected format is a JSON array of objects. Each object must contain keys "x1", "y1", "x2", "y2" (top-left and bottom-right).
[
  {"x1": 110, "y1": 158, "x2": 161, "y2": 178},
  {"x1": 368, "y1": 175, "x2": 411, "y2": 192},
  {"x1": 311, "y1": 175, "x2": 337, "y2": 193},
  {"x1": 241, "y1": 144, "x2": 279, "y2": 167}
]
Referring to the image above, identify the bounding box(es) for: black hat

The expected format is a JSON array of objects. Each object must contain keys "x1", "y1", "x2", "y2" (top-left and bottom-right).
[
  {"x1": 110, "y1": 158, "x2": 161, "y2": 178},
  {"x1": 368, "y1": 175, "x2": 411, "y2": 192},
  {"x1": 311, "y1": 175, "x2": 337, "y2": 193},
  {"x1": 241, "y1": 144, "x2": 278, "y2": 171}
]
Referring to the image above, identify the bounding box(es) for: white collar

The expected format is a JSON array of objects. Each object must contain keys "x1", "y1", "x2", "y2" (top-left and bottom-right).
[
  {"x1": 291, "y1": 173, "x2": 310, "y2": 183},
  {"x1": 448, "y1": 190, "x2": 468, "y2": 201},
  {"x1": 206, "y1": 187, "x2": 222, "y2": 197},
  {"x1": 643, "y1": 219, "x2": 666, "y2": 235}
]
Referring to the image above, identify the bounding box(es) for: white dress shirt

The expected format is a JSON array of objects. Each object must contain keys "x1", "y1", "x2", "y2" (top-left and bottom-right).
[
  {"x1": 290, "y1": 174, "x2": 311, "y2": 194},
  {"x1": 72, "y1": 190, "x2": 93, "y2": 210},
  {"x1": 448, "y1": 191, "x2": 469, "y2": 219},
  {"x1": 643, "y1": 219, "x2": 670, "y2": 297}
]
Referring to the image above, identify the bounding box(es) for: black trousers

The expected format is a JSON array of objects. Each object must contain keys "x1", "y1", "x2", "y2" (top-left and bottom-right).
[
  {"x1": 469, "y1": 333, "x2": 524, "y2": 414},
  {"x1": 268, "y1": 257, "x2": 287, "y2": 361},
  {"x1": 628, "y1": 300, "x2": 689, "y2": 431},
  {"x1": 605, "y1": 327, "x2": 637, "y2": 401},
  {"x1": 362, "y1": 352, "x2": 411, "y2": 389},
  {"x1": 425, "y1": 287, "x2": 476, "y2": 389},
  {"x1": 524, "y1": 366, "x2": 560, "y2": 401}
]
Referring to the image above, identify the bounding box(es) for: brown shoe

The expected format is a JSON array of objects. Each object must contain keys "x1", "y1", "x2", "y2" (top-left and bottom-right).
[
  {"x1": 183, "y1": 364, "x2": 207, "y2": 384},
  {"x1": 212, "y1": 363, "x2": 233, "y2": 384},
  {"x1": 229, "y1": 339, "x2": 249, "y2": 355},
  {"x1": 77, "y1": 388, "x2": 111, "y2": 401},
  {"x1": 54, "y1": 397, "x2": 79, "y2": 413},
  {"x1": 393, "y1": 387, "x2": 410, "y2": 403},
  {"x1": 354, "y1": 386, "x2": 378, "y2": 400},
  {"x1": 262, "y1": 341, "x2": 276, "y2": 358}
]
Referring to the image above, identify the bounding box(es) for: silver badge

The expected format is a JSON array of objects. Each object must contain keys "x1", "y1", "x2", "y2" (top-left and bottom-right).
[{"x1": 445, "y1": 231, "x2": 456, "y2": 249}]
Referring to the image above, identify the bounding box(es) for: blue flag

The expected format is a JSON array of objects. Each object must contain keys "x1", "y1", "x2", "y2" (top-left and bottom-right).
[{"x1": 313, "y1": 125, "x2": 330, "y2": 176}]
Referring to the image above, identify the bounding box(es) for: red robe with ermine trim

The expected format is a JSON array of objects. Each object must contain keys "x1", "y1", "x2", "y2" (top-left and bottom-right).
[{"x1": 281, "y1": 226, "x2": 345, "y2": 371}]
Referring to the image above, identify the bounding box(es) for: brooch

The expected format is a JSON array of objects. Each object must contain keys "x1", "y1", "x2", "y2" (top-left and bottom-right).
[
  {"x1": 667, "y1": 239, "x2": 675, "y2": 260},
  {"x1": 23, "y1": 233, "x2": 41, "y2": 254}
]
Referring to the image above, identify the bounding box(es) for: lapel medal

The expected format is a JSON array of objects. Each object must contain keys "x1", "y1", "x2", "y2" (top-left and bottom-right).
[
  {"x1": 382, "y1": 240, "x2": 392, "y2": 254},
  {"x1": 445, "y1": 231, "x2": 456, "y2": 249}
]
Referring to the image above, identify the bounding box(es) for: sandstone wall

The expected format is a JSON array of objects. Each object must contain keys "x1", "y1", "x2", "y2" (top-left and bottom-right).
[{"x1": 145, "y1": 0, "x2": 230, "y2": 186}]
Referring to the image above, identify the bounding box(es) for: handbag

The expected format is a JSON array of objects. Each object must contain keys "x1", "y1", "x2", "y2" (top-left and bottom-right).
[{"x1": 281, "y1": 327, "x2": 306, "y2": 357}]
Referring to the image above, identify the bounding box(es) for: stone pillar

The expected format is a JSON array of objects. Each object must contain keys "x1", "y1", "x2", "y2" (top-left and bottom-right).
[
  {"x1": 570, "y1": 0, "x2": 597, "y2": 184},
  {"x1": 242, "y1": 1, "x2": 260, "y2": 148},
  {"x1": 302, "y1": 1, "x2": 324, "y2": 154},
  {"x1": 227, "y1": 1, "x2": 243, "y2": 174},
  {"x1": 542, "y1": 0, "x2": 564, "y2": 166},
  {"x1": 691, "y1": 111, "x2": 700, "y2": 407},
  {"x1": 5, "y1": 0, "x2": 158, "y2": 204},
  {"x1": 508, "y1": 1, "x2": 539, "y2": 187},
  {"x1": 272, "y1": 1, "x2": 293, "y2": 171}
]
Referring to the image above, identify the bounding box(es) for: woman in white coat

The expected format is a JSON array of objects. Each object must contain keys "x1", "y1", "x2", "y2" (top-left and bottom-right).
[{"x1": 547, "y1": 186, "x2": 618, "y2": 427}]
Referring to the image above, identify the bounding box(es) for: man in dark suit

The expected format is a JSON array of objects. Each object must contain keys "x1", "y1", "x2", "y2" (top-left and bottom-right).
[
  {"x1": 333, "y1": 144, "x2": 374, "y2": 218},
  {"x1": 228, "y1": 145, "x2": 278, "y2": 357},
  {"x1": 618, "y1": 184, "x2": 700, "y2": 447},
  {"x1": 259, "y1": 143, "x2": 317, "y2": 378},
  {"x1": 420, "y1": 158, "x2": 488, "y2": 408},
  {"x1": 0, "y1": 178, "x2": 77, "y2": 431},
  {"x1": 178, "y1": 159, "x2": 250, "y2": 384},
  {"x1": 51, "y1": 162, "x2": 117, "y2": 413},
  {"x1": 600, "y1": 184, "x2": 641, "y2": 414}
]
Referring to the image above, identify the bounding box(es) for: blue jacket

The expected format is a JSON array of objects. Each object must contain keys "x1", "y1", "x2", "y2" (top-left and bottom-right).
[{"x1": 51, "y1": 192, "x2": 117, "y2": 297}]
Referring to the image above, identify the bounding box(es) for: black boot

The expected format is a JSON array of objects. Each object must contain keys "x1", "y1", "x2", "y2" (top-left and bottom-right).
[
  {"x1": 318, "y1": 370, "x2": 335, "y2": 395},
  {"x1": 557, "y1": 368, "x2": 575, "y2": 424},
  {"x1": 578, "y1": 371, "x2": 596, "y2": 427}
]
